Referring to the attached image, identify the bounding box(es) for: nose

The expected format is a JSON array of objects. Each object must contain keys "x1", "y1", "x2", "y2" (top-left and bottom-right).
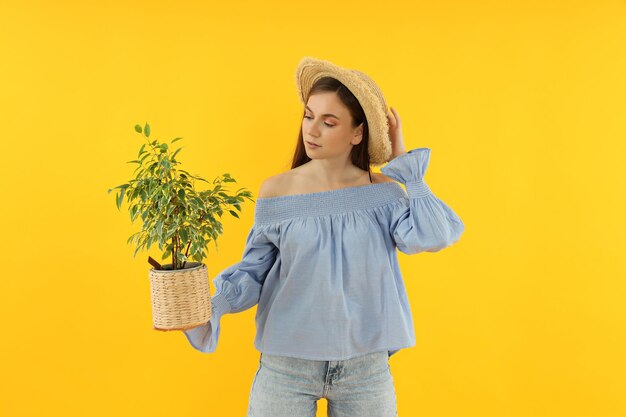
[{"x1": 306, "y1": 124, "x2": 320, "y2": 138}]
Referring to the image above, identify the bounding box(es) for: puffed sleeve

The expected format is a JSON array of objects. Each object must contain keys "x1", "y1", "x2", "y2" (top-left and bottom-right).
[
  {"x1": 183, "y1": 224, "x2": 279, "y2": 353},
  {"x1": 380, "y1": 147, "x2": 465, "y2": 254}
]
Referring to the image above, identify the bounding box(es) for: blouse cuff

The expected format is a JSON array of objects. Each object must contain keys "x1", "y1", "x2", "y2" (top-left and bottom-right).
[
  {"x1": 182, "y1": 292, "x2": 232, "y2": 353},
  {"x1": 211, "y1": 291, "x2": 232, "y2": 317},
  {"x1": 380, "y1": 147, "x2": 433, "y2": 199}
]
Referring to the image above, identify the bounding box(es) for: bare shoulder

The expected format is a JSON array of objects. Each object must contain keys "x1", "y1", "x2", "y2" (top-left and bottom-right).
[
  {"x1": 371, "y1": 172, "x2": 396, "y2": 184},
  {"x1": 258, "y1": 172, "x2": 292, "y2": 199},
  {"x1": 258, "y1": 169, "x2": 394, "y2": 199}
]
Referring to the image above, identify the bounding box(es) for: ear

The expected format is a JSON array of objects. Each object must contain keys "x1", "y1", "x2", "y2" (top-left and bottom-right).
[{"x1": 352, "y1": 122, "x2": 364, "y2": 145}]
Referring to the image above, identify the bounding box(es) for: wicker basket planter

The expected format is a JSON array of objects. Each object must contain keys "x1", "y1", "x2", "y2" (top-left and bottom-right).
[{"x1": 149, "y1": 262, "x2": 212, "y2": 331}]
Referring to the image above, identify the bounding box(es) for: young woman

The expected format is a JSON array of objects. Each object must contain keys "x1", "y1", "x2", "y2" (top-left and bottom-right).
[{"x1": 183, "y1": 56, "x2": 465, "y2": 417}]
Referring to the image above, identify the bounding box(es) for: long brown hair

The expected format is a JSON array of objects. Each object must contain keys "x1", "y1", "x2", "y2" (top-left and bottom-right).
[{"x1": 290, "y1": 76, "x2": 372, "y2": 179}]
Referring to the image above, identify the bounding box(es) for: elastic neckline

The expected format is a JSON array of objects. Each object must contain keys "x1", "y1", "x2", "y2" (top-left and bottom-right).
[
  {"x1": 254, "y1": 181, "x2": 406, "y2": 225},
  {"x1": 256, "y1": 181, "x2": 395, "y2": 201}
]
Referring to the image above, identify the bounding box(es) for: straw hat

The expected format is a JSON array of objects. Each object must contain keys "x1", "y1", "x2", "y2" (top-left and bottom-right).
[{"x1": 295, "y1": 56, "x2": 392, "y2": 166}]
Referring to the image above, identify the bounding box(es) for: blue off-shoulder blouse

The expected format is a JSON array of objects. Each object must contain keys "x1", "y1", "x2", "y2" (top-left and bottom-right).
[{"x1": 183, "y1": 147, "x2": 465, "y2": 361}]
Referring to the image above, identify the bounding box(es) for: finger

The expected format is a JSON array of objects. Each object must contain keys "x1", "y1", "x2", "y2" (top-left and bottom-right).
[
  {"x1": 387, "y1": 109, "x2": 396, "y2": 127},
  {"x1": 390, "y1": 107, "x2": 400, "y2": 123}
]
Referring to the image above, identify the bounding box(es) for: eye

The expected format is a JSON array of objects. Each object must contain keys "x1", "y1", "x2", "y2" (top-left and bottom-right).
[{"x1": 303, "y1": 115, "x2": 335, "y2": 128}]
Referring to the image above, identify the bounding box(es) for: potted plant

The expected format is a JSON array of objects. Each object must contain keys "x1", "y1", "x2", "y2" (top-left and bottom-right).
[{"x1": 108, "y1": 122, "x2": 254, "y2": 331}]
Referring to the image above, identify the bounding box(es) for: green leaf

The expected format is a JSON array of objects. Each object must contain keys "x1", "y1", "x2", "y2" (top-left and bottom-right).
[
  {"x1": 228, "y1": 210, "x2": 239, "y2": 218},
  {"x1": 171, "y1": 147, "x2": 183, "y2": 160},
  {"x1": 144, "y1": 122, "x2": 150, "y2": 137},
  {"x1": 179, "y1": 228, "x2": 189, "y2": 243},
  {"x1": 116, "y1": 187, "x2": 126, "y2": 209},
  {"x1": 134, "y1": 124, "x2": 142, "y2": 133},
  {"x1": 107, "y1": 184, "x2": 124, "y2": 194},
  {"x1": 127, "y1": 232, "x2": 139, "y2": 245},
  {"x1": 137, "y1": 143, "x2": 146, "y2": 157},
  {"x1": 171, "y1": 137, "x2": 183, "y2": 143}
]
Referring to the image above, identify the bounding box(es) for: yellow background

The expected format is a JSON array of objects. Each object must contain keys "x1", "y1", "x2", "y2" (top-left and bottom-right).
[{"x1": 1, "y1": 0, "x2": 625, "y2": 416}]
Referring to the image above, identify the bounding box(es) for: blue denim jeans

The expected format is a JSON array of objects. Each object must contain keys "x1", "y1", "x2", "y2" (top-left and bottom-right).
[{"x1": 247, "y1": 350, "x2": 398, "y2": 417}]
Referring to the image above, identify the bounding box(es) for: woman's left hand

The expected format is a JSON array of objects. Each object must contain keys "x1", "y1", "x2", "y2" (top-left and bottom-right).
[{"x1": 386, "y1": 106, "x2": 407, "y2": 162}]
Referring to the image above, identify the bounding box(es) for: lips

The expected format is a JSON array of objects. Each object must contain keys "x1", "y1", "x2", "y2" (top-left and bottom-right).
[{"x1": 306, "y1": 141, "x2": 321, "y2": 147}]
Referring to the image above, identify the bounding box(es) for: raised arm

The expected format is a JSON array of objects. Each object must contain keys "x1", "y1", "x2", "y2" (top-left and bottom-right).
[{"x1": 380, "y1": 147, "x2": 465, "y2": 254}]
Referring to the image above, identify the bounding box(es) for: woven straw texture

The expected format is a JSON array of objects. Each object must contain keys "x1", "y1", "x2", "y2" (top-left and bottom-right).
[
  {"x1": 148, "y1": 262, "x2": 211, "y2": 331},
  {"x1": 295, "y1": 56, "x2": 392, "y2": 166}
]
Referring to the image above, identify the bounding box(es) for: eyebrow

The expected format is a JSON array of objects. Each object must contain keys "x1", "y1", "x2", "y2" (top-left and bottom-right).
[{"x1": 305, "y1": 105, "x2": 340, "y2": 120}]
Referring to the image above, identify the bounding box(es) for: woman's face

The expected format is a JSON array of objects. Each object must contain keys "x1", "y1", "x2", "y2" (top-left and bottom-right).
[{"x1": 302, "y1": 91, "x2": 363, "y2": 160}]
